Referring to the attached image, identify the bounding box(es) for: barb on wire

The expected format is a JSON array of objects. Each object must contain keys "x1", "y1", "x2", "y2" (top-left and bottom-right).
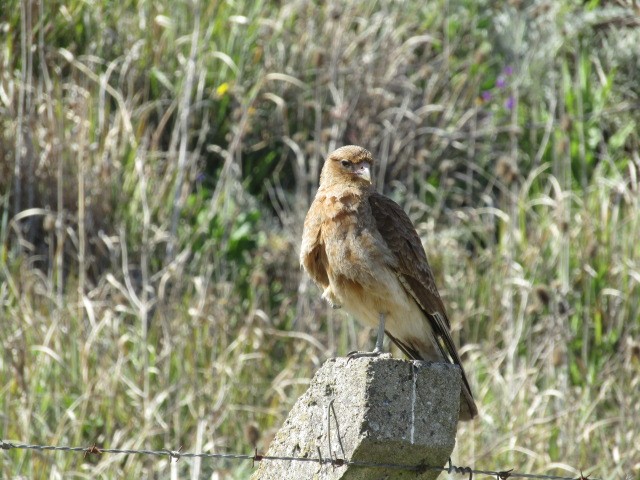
[
  {"x1": 449, "y1": 457, "x2": 474, "y2": 480},
  {"x1": 165, "y1": 445, "x2": 182, "y2": 463},
  {"x1": 0, "y1": 439, "x2": 600, "y2": 480},
  {"x1": 498, "y1": 468, "x2": 514, "y2": 480},
  {"x1": 84, "y1": 444, "x2": 102, "y2": 458},
  {"x1": 250, "y1": 448, "x2": 258, "y2": 468}
]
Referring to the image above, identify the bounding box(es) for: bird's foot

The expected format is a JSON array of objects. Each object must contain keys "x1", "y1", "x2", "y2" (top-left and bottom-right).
[
  {"x1": 346, "y1": 350, "x2": 392, "y2": 361},
  {"x1": 347, "y1": 313, "x2": 390, "y2": 361}
]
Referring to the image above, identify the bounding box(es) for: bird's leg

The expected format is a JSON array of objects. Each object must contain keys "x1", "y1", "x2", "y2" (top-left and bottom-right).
[
  {"x1": 373, "y1": 312, "x2": 385, "y2": 353},
  {"x1": 347, "y1": 313, "x2": 390, "y2": 360}
]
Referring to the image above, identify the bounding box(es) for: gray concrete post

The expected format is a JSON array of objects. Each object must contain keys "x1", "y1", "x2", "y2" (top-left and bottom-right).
[{"x1": 252, "y1": 356, "x2": 461, "y2": 480}]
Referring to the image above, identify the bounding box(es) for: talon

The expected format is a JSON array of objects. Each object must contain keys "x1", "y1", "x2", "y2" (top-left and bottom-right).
[
  {"x1": 349, "y1": 351, "x2": 382, "y2": 359},
  {"x1": 346, "y1": 314, "x2": 390, "y2": 361},
  {"x1": 347, "y1": 350, "x2": 391, "y2": 361}
]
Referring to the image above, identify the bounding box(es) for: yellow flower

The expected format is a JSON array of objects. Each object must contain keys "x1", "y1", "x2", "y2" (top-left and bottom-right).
[{"x1": 216, "y1": 82, "x2": 229, "y2": 96}]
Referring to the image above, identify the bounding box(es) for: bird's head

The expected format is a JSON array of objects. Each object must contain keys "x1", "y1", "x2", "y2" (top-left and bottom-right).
[{"x1": 320, "y1": 145, "x2": 373, "y2": 189}]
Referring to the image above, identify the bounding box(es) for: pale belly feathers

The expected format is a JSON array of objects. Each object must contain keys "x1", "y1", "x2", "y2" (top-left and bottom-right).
[{"x1": 322, "y1": 220, "x2": 442, "y2": 360}]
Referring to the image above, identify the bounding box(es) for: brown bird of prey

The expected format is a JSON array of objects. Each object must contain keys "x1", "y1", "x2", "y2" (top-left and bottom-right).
[{"x1": 300, "y1": 145, "x2": 477, "y2": 420}]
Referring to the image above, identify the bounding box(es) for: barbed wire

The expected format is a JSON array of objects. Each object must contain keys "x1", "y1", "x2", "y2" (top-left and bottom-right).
[{"x1": 1, "y1": 439, "x2": 596, "y2": 480}]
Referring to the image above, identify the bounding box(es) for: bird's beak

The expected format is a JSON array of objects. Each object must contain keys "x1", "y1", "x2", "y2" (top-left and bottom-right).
[{"x1": 355, "y1": 162, "x2": 371, "y2": 182}]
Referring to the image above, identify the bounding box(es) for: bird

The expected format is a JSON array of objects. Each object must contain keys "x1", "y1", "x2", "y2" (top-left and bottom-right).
[{"x1": 300, "y1": 145, "x2": 478, "y2": 420}]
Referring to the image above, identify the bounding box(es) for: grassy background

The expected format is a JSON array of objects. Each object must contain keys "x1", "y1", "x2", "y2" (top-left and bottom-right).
[{"x1": 1, "y1": 0, "x2": 639, "y2": 478}]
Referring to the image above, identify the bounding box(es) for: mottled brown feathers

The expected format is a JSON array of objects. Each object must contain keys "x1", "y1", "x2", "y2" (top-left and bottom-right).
[{"x1": 300, "y1": 145, "x2": 478, "y2": 420}]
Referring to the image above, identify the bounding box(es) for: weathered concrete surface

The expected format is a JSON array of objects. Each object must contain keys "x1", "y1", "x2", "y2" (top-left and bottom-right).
[{"x1": 251, "y1": 356, "x2": 461, "y2": 480}]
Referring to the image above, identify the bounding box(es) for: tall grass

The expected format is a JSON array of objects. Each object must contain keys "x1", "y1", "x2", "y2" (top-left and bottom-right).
[{"x1": 1, "y1": 0, "x2": 639, "y2": 478}]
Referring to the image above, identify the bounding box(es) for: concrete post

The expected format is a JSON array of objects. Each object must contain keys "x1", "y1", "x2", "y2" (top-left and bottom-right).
[{"x1": 252, "y1": 356, "x2": 461, "y2": 480}]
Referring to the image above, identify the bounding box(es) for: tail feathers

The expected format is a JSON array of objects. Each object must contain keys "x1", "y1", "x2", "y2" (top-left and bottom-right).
[{"x1": 458, "y1": 380, "x2": 478, "y2": 421}]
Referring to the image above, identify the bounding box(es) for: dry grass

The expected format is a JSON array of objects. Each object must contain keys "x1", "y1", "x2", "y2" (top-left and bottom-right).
[{"x1": 1, "y1": 0, "x2": 639, "y2": 478}]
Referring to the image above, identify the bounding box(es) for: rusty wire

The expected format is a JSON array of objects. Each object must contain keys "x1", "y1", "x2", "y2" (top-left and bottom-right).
[{"x1": 0, "y1": 439, "x2": 597, "y2": 480}]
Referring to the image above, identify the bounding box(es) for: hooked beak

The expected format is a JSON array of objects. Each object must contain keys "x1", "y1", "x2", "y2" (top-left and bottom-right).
[{"x1": 355, "y1": 162, "x2": 371, "y2": 182}]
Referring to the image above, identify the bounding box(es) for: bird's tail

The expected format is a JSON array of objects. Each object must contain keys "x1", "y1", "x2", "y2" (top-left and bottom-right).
[{"x1": 457, "y1": 370, "x2": 478, "y2": 421}]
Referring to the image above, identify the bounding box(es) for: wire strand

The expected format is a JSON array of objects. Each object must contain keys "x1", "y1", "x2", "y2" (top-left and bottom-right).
[{"x1": 0, "y1": 440, "x2": 595, "y2": 480}]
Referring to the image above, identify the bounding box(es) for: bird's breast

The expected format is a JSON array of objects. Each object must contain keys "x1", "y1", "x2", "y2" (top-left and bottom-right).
[
  {"x1": 320, "y1": 205, "x2": 394, "y2": 305},
  {"x1": 323, "y1": 216, "x2": 380, "y2": 281}
]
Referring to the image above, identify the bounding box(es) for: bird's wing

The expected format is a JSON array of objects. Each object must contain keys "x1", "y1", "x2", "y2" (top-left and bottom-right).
[
  {"x1": 300, "y1": 196, "x2": 330, "y2": 290},
  {"x1": 368, "y1": 192, "x2": 450, "y2": 328},
  {"x1": 369, "y1": 192, "x2": 477, "y2": 419}
]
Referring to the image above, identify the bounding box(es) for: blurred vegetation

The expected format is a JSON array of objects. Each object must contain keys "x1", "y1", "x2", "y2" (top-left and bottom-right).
[{"x1": 1, "y1": 0, "x2": 639, "y2": 478}]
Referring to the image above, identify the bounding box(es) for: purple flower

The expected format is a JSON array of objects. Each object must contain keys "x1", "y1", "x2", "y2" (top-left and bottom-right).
[
  {"x1": 481, "y1": 90, "x2": 492, "y2": 102},
  {"x1": 503, "y1": 66, "x2": 513, "y2": 76},
  {"x1": 496, "y1": 76, "x2": 507, "y2": 89},
  {"x1": 505, "y1": 96, "x2": 515, "y2": 111}
]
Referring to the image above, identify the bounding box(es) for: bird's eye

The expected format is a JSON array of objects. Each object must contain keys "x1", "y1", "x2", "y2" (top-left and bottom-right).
[{"x1": 340, "y1": 160, "x2": 350, "y2": 168}]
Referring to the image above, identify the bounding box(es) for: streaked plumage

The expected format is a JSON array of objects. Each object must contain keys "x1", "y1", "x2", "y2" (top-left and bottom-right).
[{"x1": 300, "y1": 145, "x2": 477, "y2": 420}]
